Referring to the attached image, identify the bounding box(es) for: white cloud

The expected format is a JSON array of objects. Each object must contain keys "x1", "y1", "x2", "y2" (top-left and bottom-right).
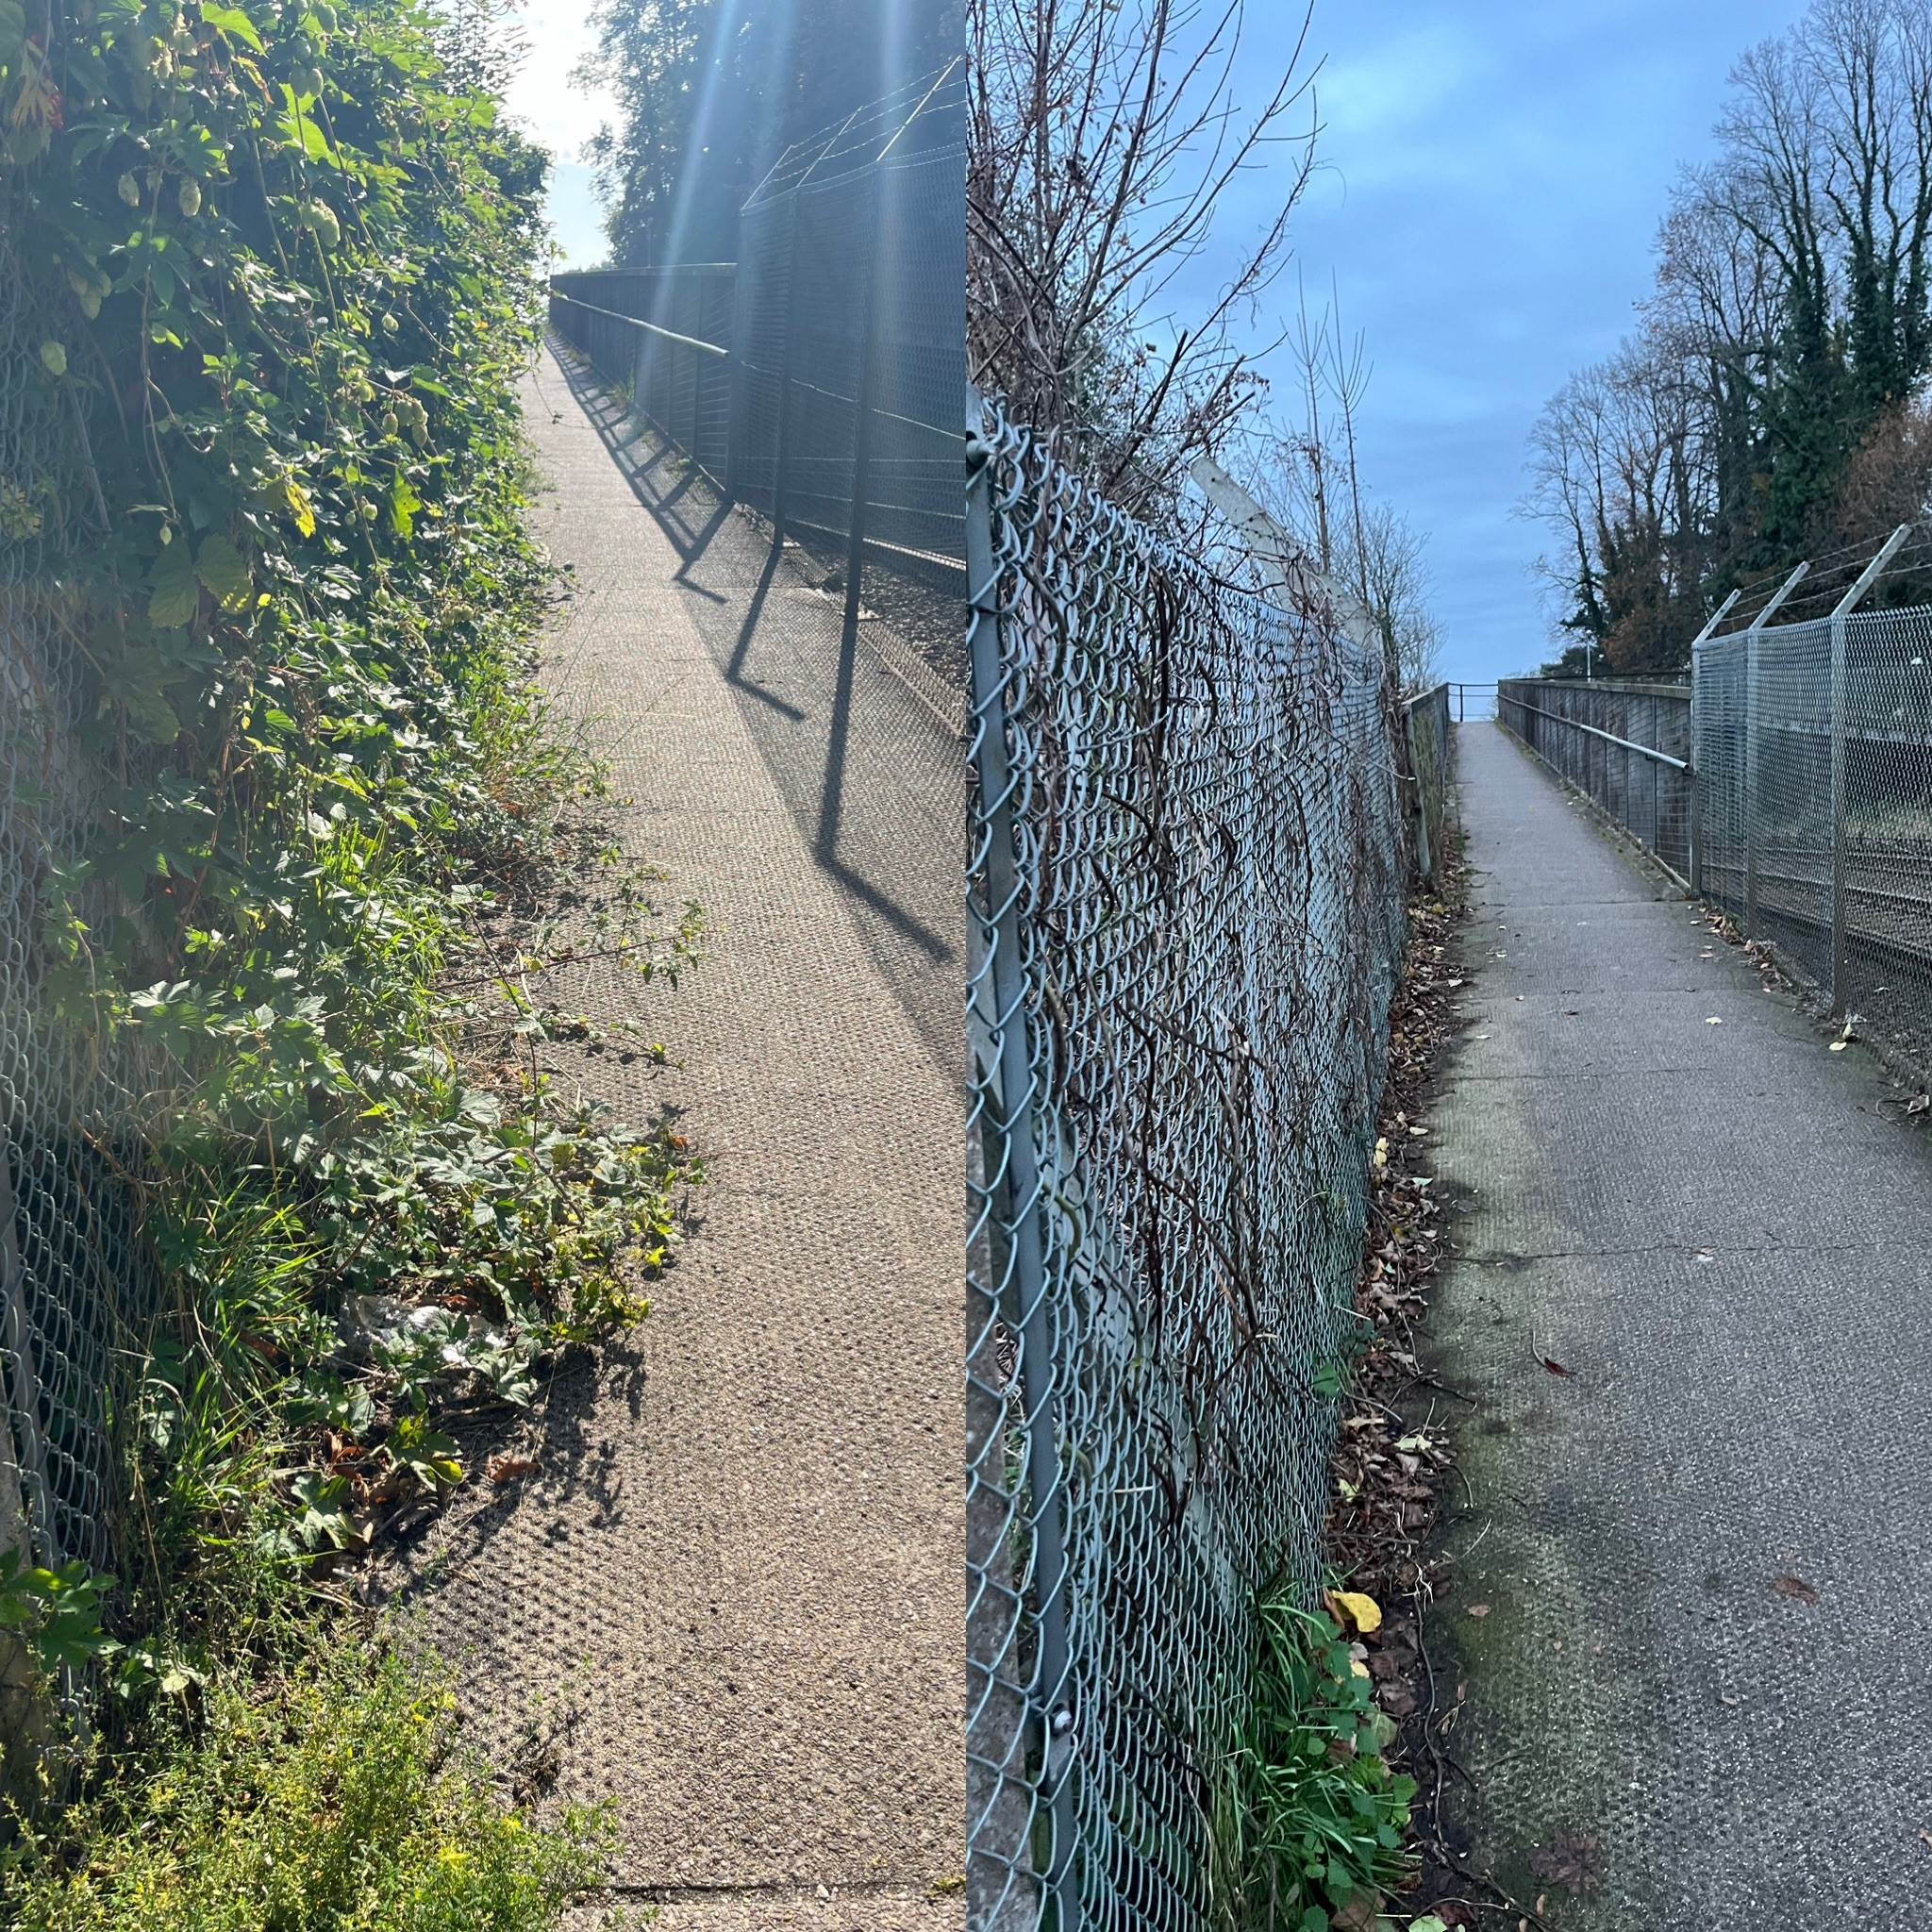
[
  {"x1": 494, "y1": 2, "x2": 617, "y2": 264},
  {"x1": 500, "y1": 0, "x2": 618, "y2": 163}
]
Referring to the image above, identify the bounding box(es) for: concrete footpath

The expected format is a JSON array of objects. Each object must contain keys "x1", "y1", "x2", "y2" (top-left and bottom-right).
[
  {"x1": 1426, "y1": 721, "x2": 1932, "y2": 1927},
  {"x1": 381, "y1": 343, "x2": 964, "y2": 1930}
]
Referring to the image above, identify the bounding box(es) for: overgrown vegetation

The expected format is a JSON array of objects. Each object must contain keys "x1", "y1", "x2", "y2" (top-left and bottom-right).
[
  {"x1": 4, "y1": 1637, "x2": 608, "y2": 1928},
  {"x1": 0, "y1": 0, "x2": 693, "y2": 1910},
  {"x1": 1208, "y1": 1590, "x2": 1416, "y2": 1932}
]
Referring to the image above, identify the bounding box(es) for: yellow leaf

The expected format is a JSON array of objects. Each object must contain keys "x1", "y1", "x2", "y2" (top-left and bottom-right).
[
  {"x1": 1330, "y1": 1589, "x2": 1382, "y2": 1635},
  {"x1": 280, "y1": 475, "x2": 317, "y2": 539}
]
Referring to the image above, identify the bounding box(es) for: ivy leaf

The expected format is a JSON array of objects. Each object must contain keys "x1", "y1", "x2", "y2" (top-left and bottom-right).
[
  {"x1": 194, "y1": 534, "x2": 251, "y2": 610},
  {"x1": 289, "y1": 1471, "x2": 354, "y2": 1550},
  {"x1": 125, "y1": 688, "x2": 183, "y2": 744},
  {"x1": 147, "y1": 542, "x2": 199, "y2": 626},
  {"x1": 0, "y1": 0, "x2": 25, "y2": 69}
]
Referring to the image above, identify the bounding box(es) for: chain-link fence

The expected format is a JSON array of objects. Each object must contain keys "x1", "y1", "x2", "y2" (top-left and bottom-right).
[
  {"x1": 0, "y1": 203, "x2": 144, "y2": 1581},
  {"x1": 1695, "y1": 605, "x2": 1932, "y2": 1071},
  {"x1": 1499, "y1": 578, "x2": 1932, "y2": 1081},
  {"x1": 547, "y1": 62, "x2": 967, "y2": 684},
  {"x1": 965, "y1": 396, "x2": 1414, "y2": 1932},
  {"x1": 1403, "y1": 681, "x2": 1455, "y2": 886},
  {"x1": 1497, "y1": 677, "x2": 1692, "y2": 882}
]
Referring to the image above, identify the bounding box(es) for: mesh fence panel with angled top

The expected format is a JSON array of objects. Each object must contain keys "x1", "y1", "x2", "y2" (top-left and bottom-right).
[
  {"x1": 964, "y1": 396, "x2": 1411, "y2": 1932},
  {"x1": 548, "y1": 63, "x2": 968, "y2": 683},
  {"x1": 0, "y1": 197, "x2": 151, "y2": 1581},
  {"x1": 1696, "y1": 601, "x2": 1932, "y2": 1075}
]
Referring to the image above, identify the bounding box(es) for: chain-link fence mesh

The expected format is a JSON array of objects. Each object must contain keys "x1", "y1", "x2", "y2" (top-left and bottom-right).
[
  {"x1": 1497, "y1": 677, "x2": 1693, "y2": 881},
  {"x1": 1403, "y1": 682, "x2": 1454, "y2": 887},
  {"x1": 965, "y1": 397, "x2": 1412, "y2": 1932},
  {"x1": 1695, "y1": 607, "x2": 1932, "y2": 1071},
  {"x1": 0, "y1": 200, "x2": 145, "y2": 1580},
  {"x1": 548, "y1": 63, "x2": 967, "y2": 688}
]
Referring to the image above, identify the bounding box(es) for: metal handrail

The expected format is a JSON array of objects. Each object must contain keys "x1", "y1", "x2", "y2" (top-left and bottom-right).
[
  {"x1": 1504, "y1": 692, "x2": 1689, "y2": 771},
  {"x1": 547, "y1": 290, "x2": 730, "y2": 359}
]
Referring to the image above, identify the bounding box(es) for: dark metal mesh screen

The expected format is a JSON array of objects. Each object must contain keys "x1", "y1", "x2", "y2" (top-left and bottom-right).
[
  {"x1": 549, "y1": 266, "x2": 736, "y2": 487},
  {"x1": 1497, "y1": 677, "x2": 1693, "y2": 882},
  {"x1": 965, "y1": 397, "x2": 1409, "y2": 1932},
  {"x1": 547, "y1": 67, "x2": 967, "y2": 681}
]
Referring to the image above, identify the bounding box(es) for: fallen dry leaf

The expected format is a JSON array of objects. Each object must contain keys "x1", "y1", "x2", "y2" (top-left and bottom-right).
[
  {"x1": 1328, "y1": 1589, "x2": 1383, "y2": 1636},
  {"x1": 1705, "y1": 1015, "x2": 1723, "y2": 1025},
  {"x1": 1540, "y1": 1354, "x2": 1574, "y2": 1377},
  {"x1": 1527, "y1": 1829, "x2": 1603, "y2": 1894},
  {"x1": 1772, "y1": 1574, "x2": 1819, "y2": 1605},
  {"x1": 487, "y1": 1454, "x2": 541, "y2": 1486},
  {"x1": 1465, "y1": 1603, "x2": 1491, "y2": 1619},
  {"x1": 1908, "y1": 1094, "x2": 1930, "y2": 1116}
]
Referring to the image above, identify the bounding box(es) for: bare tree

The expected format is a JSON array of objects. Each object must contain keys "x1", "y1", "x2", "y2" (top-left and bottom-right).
[
  {"x1": 968, "y1": 0, "x2": 1319, "y2": 514},
  {"x1": 1223, "y1": 290, "x2": 1443, "y2": 690},
  {"x1": 1345, "y1": 503, "x2": 1442, "y2": 691}
]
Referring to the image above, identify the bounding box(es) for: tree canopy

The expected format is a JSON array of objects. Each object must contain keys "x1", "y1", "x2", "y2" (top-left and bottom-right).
[
  {"x1": 1526, "y1": 0, "x2": 1932, "y2": 675},
  {"x1": 582, "y1": 0, "x2": 958, "y2": 268}
]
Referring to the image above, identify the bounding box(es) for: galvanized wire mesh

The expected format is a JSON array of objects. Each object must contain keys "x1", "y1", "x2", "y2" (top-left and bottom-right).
[
  {"x1": 1403, "y1": 682, "x2": 1455, "y2": 887},
  {"x1": 965, "y1": 397, "x2": 1409, "y2": 1932},
  {"x1": 0, "y1": 199, "x2": 144, "y2": 1578},
  {"x1": 1696, "y1": 608, "x2": 1932, "y2": 1070},
  {"x1": 1497, "y1": 677, "x2": 1693, "y2": 881}
]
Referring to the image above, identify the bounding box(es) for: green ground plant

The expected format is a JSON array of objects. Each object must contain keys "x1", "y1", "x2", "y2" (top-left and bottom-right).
[
  {"x1": 0, "y1": 0, "x2": 694, "y2": 1912},
  {"x1": 1207, "y1": 1589, "x2": 1417, "y2": 1932},
  {"x1": 3, "y1": 1636, "x2": 609, "y2": 1930}
]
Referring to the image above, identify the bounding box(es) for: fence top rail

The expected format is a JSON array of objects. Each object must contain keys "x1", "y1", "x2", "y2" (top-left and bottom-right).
[
  {"x1": 550, "y1": 264, "x2": 736, "y2": 280},
  {"x1": 1505, "y1": 691, "x2": 1690, "y2": 771},
  {"x1": 1503, "y1": 675, "x2": 1690, "y2": 700},
  {"x1": 1403, "y1": 680, "x2": 1450, "y2": 709},
  {"x1": 547, "y1": 290, "x2": 730, "y2": 358}
]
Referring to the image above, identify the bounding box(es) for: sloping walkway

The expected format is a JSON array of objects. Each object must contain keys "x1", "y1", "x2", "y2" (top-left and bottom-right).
[
  {"x1": 381, "y1": 343, "x2": 964, "y2": 1931},
  {"x1": 1427, "y1": 722, "x2": 1932, "y2": 1926}
]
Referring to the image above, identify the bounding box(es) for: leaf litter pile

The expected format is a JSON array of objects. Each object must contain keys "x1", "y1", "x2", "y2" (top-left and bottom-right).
[{"x1": 1321, "y1": 845, "x2": 1554, "y2": 1930}]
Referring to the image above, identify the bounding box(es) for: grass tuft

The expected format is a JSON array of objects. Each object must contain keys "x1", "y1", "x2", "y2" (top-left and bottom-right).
[{"x1": 1208, "y1": 1588, "x2": 1417, "y2": 1932}]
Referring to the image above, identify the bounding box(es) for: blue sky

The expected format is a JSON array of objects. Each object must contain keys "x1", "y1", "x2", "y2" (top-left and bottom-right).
[
  {"x1": 1210, "y1": 0, "x2": 1813, "y2": 683},
  {"x1": 509, "y1": 1, "x2": 1817, "y2": 682}
]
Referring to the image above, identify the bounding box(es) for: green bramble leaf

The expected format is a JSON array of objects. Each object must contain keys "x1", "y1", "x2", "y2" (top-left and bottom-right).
[
  {"x1": 199, "y1": 4, "x2": 264, "y2": 52},
  {"x1": 193, "y1": 535, "x2": 251, "y2": 610},
  {"x1": 147, "y1": 541, "x2": 199, "y2": 626}
]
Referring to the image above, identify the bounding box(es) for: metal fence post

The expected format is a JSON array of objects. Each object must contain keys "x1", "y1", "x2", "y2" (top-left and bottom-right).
[
  {"x1": 1690, "y1": 654, "x2": 1704, "y2": 895},
  {"x1": 1827, "y1": 526, "x2": 1911, "y2": 1013},
  {"x1": 769, "y1": 193, "x2": 803, "y2": 542},
  {"x1": 681, "y1": 275, "x2": 701, "y2": 462},
  {"x1": 1831, "y1": 606, "x2": 1849, "y2": 1010},
  {"x1": 1742, "y1": 564, "x2": 1808, "y2": 934},
  {"x1": 841, "y1": 165, "x2": 886, "y2": 641},
  {"x1": 965, "y1": 401, "x2": 1079, "y2": 1931}
]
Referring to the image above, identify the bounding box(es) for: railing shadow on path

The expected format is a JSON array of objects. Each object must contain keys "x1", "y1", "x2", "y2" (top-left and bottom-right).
[{"x1": 542, "y1": 338, "x2": 961, "y2": 1072}]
